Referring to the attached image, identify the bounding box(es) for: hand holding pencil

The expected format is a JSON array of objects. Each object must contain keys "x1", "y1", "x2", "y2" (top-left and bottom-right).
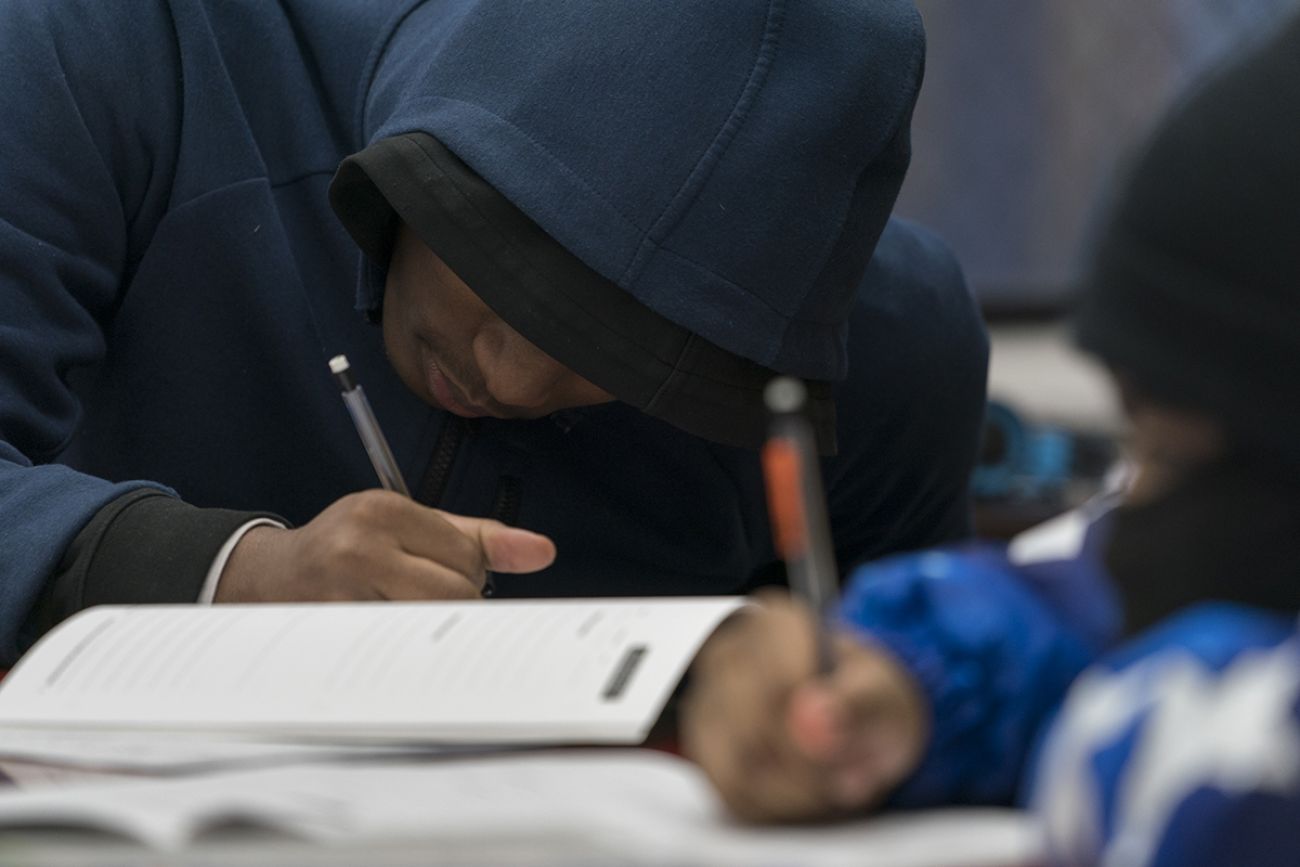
[
  {"x1": 211, "y1": 357, "x2": 556, "y2": 603},
  {"x1": 679, "y1": 377, "x2": 928, "y2": 823}
]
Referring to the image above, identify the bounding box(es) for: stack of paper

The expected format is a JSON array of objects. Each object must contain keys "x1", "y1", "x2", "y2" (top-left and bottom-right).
[{"x1": 0, "y1": 750, "x2": 1041, "y2": 866}]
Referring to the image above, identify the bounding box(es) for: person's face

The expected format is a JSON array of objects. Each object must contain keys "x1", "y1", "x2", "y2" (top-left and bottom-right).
[
  {"x1": 1117, "y1": 385, "x2": 1224, "y2": 504},
  {"x1": 1102, "y1": 382, "x2": 1295, "y2": 634},
  {"x1": 382, "y1": 224, "x2": 614, "y2": 419}
]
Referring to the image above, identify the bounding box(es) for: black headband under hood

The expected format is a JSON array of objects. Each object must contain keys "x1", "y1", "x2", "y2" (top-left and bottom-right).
[{"x1": 330, "y1": 132, "x2": 837, "y2": 452}]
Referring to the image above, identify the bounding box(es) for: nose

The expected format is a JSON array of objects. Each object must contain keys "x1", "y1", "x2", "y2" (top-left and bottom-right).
[{"x1": 473, "y1": 328, "x2": 567, "y2": 410}]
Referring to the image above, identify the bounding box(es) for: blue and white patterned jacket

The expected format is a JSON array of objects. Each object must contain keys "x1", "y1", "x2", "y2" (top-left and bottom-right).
[{"x1": 840, "y1": 504, "x2": 1300, "y2": 865}]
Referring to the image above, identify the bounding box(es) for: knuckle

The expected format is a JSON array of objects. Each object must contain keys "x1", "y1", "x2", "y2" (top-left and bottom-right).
[
  {"x1": 318, "y1": 530, "x2": 366, "y2": 566},
  {"x1": 345, "y1": 489, "x2": 400, "y2": 524}
]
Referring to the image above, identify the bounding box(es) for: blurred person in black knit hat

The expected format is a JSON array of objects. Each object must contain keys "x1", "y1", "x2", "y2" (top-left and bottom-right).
[
  {"x1": 680, "y1": 16, "x2": 1300, "y2": 864},
  {"x1": 1072, "y1": 14, "x2": 1300, "y2": 633}
]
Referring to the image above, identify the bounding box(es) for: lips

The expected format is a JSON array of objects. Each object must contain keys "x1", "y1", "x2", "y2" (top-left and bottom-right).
[{"x1": 419, "y1": 344, "x2": 485, "y2": 418}]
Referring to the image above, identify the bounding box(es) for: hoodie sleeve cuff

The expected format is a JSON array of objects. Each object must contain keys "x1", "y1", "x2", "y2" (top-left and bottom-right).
[
  {"x1": 836, "y1": 544, "x2": 1099, "y2": 808},
  {"x1": 196, "y1": 518, "x2": 287, "y2": 604},
  {"x1": 29, "y1": 490, "x2": 287, "y2": 632}
]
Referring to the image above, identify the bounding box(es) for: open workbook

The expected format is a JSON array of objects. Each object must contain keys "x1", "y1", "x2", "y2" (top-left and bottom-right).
[
  {"x1": 0, "y1": 600, "x2": 1044, "y2": 866},
  {"x1": 0, "y1": 597, "x2": 745, "y2": 753}
]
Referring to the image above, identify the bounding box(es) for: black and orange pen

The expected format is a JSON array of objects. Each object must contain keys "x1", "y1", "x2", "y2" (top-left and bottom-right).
[{"x1": 761, "y1": 376, "x2": 839, "y2": 674}]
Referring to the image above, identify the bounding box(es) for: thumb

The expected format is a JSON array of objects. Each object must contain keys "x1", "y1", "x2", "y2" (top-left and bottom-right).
[
  {"x1": 786, "y1": 681, "x2": 850, "y2": 763},
  {"x1": 788, "y1": 677, "x2": 904, "y2": 811},
  {"x1": 439, "y1": 513, "x2": 557, "y2": 574}
]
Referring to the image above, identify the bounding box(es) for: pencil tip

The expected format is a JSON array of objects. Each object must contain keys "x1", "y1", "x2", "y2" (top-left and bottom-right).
[{"x1": 764, "y1": 377, "x2": 806, "y2": 414}]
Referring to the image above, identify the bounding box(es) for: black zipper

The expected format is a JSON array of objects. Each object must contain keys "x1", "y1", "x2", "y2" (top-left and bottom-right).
[
  {"x1": 416, "y1": 418, "x2": 523, "y2": 598},
  {"x1": 415, "y1": 416, "x2": 469, "y2": 507},
  {"x1": 481, "y1": 475, "x2": 523, "y2": 598},
  {"x1": 489, "y1": 475, "x2": 523, "y2": 528}
]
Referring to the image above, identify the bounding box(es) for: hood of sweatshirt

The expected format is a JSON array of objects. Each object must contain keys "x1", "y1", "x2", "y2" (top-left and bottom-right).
[{"x1": 332, "y1": 0, "x2": 925, "y2": 450}]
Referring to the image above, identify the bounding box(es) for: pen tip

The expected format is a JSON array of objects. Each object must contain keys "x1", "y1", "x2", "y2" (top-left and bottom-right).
[
  {"x1": 764, "y1": 376, "x2": 807, "y2": 414},
  {"x1": 328, "y1": 355, "x2": 351, "y2": 375}
]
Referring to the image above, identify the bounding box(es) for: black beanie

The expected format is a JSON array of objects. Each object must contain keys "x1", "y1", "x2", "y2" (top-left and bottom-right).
[{"x1": 1074, "y1": 15, "x2": 1300, "y2": 471}]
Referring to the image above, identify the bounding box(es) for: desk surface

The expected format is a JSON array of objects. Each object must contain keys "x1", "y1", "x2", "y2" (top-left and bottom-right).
[{"x1": 0, "y1": 750, "x2": 1043, "y2": 867}]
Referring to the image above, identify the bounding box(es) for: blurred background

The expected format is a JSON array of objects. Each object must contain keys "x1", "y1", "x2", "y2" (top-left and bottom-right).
[{"x1": 893, "y1": 0, "x2": 1300, "y2": 532}]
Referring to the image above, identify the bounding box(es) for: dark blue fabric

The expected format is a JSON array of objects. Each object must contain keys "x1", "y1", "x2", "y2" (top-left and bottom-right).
[{"x1": 0, "y1": 0, "x2": 984, "y2": 663}]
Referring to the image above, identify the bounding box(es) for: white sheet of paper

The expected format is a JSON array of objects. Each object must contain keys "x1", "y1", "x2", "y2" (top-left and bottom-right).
[
  {"x1": 0, "y1": 727, "x2": 452, "y2": 774},
  {"x1": 0, "y1": 598, "x2": 745, "y2": 743},
  {"x1": 0, "y1": 750, "x2": 1042, "y2": 866}
]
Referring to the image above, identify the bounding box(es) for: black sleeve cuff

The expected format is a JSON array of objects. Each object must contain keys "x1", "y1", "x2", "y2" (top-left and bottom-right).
[{"x1": 28, "y1": 490, "x2": 287, "y2": 634}]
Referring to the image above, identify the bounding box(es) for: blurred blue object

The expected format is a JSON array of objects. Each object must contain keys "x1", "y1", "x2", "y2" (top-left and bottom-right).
[{"x1": 973, "y1": 400, "x2": 1115, "y2": 502}]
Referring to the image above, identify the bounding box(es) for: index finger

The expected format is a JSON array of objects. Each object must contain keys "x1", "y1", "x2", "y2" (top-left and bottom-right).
[{"x1": 373, "y1": 502, "x2": 491, "y2": 588}]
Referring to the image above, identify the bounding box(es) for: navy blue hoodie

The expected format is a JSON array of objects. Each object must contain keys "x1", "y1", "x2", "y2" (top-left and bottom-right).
[{"x1": 0, "y1": 0, "x2": 987, "y2": 662}]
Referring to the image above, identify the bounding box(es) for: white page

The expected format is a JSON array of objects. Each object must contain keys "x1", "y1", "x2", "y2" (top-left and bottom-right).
[
  {"x1": 0, "y1": 727, "x2": 459, "y2": 775},
  {"x1": 0, "y1": 764, "x2": 322, "y2": 850},
  {"x1": 0, "y1": 598, "x2": 745, "y2": 743},
  {"x1": 0, "y1": 750, "x2": 1043, "y2": 866}
]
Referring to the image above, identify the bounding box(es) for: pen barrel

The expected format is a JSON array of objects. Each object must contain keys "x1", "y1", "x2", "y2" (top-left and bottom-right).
[
  {"x1": 762, "y1": 382, "x2": 839, "y2": 675},
  {"x1": 765, "y1": 414, "x2": 839, "y2": 612},
  {"x1": 341, "y1": 386, "x2": 411, "y2": 497}
]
